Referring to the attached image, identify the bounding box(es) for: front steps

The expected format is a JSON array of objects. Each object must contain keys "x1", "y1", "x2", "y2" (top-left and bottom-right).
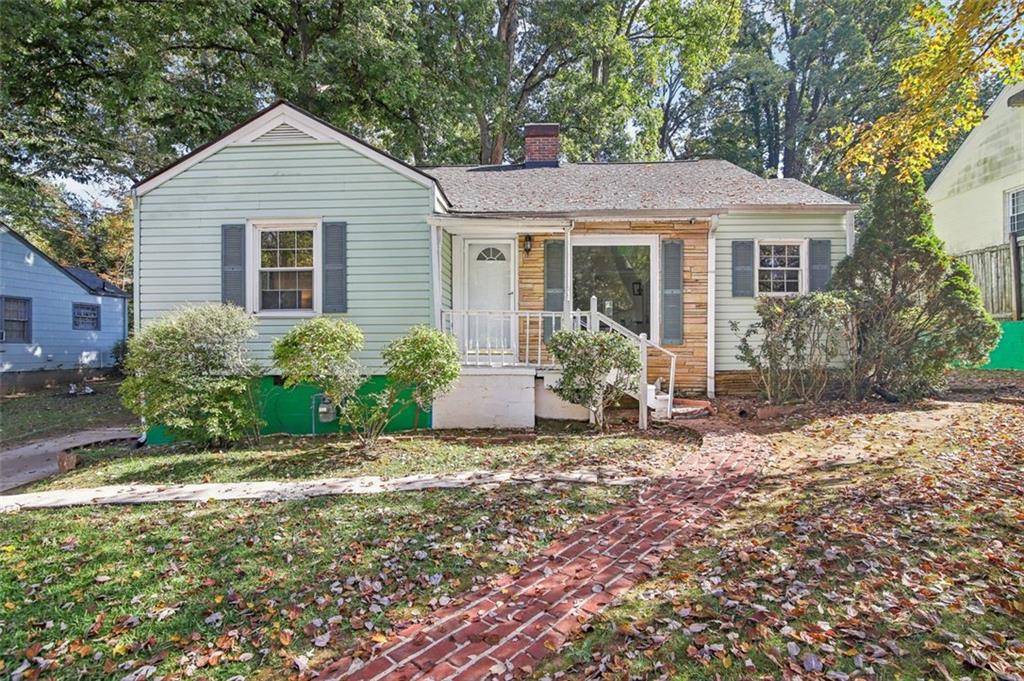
[{"x1": 646, "y1": 384, "x2": 714, "y2": 420}]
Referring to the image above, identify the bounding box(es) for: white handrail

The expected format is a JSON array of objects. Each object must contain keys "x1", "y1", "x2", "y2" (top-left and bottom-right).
[
  {"x1": 588, "y1": 303, "x2": 677, "y2": 407},
  {"x1": 440, "y1": 303, "x2": 679, "y2": 428}
]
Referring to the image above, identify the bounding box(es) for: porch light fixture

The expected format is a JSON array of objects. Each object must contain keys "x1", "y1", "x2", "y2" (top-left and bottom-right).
[{"x1": 523, "y1": 234, "x2": 533, "y2": 254}]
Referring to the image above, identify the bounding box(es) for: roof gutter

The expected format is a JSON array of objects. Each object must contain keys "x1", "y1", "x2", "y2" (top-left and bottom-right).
[{"x1": 437, "y1": 204, "x2": 856, "y2": 221}]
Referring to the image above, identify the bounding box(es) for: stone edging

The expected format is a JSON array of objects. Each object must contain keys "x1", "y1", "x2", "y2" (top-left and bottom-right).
[{"x1": 0, "y1": 468, "x2": 648, "y2": 513}]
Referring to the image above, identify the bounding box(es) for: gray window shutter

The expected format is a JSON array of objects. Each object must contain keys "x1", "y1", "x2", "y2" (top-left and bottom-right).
[
  {"x1": 221, "y1": 224, "x2": 246, "y2": 307},
  {"x1": 543, "y1": 239, "x2": 564, "y2": 340},
  {"x1": 661, "y1": 239, "x2": 684, "y2": 344},
  {"x1": 809, "y1": 239, "x2": 832, "y2": 291},
  {"x1": 732, "y1": 240, "x2": 754, "y2": 297},
  {"x1": 322, "y1": 221, "x2": 348, "y2": 313}
]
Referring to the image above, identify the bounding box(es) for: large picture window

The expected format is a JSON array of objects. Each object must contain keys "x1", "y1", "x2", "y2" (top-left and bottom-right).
[
  {"x1": 1, "y1": 296, "x2": 31, "y2": 343},
  {"x1": 573, "y1": 245, "x2": 652, "y2": 337},
  {"x1": 757, "y1": 241, "x2": 804, "y2": 294},
  {"x1": 256, "y1": 224, "x2": 316, "y2": 312}
]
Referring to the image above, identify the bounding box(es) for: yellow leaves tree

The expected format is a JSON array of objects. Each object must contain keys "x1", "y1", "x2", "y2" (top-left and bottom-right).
[{"x1": 838, "y1": 0, "x2": 1024, "y2": 179}]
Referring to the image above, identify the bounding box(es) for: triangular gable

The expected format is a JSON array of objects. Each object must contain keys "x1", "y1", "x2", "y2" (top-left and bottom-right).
[
  {"x1": 0, "y1": 222, "x2": 122, "y2": 297},
  {"x1": 132, "y1": 101, "x2": 443, "y2": 199},
  {"x1": 928, "y1": 82, "x2": 1024, "y2": 195}
]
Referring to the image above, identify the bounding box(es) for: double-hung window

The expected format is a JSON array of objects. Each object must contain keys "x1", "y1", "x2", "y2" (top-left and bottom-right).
[
  {"x1": 72, "y1": 303, "x2": 100, "y2": 330},
  {"x1": 756, "y1": 241, "x2": 805, "y2": 295},
  {"x1": 253, "y1": 222, "x2": 318, "y2": 313},
  {"x1": 1009, "y1": 188, "x2": 1024, "y2": 238},
  {"x1": 0, "y1": 296, "x2": 31, "y2": 343}
]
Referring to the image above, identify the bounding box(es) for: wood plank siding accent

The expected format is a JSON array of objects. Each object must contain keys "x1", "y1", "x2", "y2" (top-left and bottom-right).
[
  {"x1": 714, "y1": 370, "x2": 759, "y2": 396},
  {"x1": 517, "y1": 221, "x2": 709, "y2": 393}
]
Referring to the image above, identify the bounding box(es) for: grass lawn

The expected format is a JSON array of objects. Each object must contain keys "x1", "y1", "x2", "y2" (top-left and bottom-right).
[
  {"x1": 24, "y1": 430, "x2": 698, "y2": 492},
  {"x1": 1, "y1": 427, "x2": 699, "y2": 679},
  {"x1": 541, "y1": 398, "x2": 1024, "y2": 679},
  {"x1": 0, "y1": 483, "x2": 630, "y2": 679},
  {"x1": 0, "y1": 379, "x2": 135, "y2": 447}
]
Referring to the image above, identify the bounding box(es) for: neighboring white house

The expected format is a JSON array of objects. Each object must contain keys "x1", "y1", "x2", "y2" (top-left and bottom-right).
[
  {"x1": 928, "y1": 83, "x2": 1024, "y2": 254},
  {"x1": 132, "y1": 101, "x2": 857, "y2": 431},
  {"x1": 0, "y1": 223, "x2": 129, "y2": 387}
]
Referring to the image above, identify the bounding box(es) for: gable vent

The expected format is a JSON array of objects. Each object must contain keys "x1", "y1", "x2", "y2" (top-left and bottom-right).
[{"x1": 252, "y1": 122, "x2": 318, "y2": 144}]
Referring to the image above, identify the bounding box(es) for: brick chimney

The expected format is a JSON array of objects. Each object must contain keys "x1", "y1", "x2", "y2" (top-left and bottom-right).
[{"x1": 524, "y1": 123, "x2": 560, "y2": 166}]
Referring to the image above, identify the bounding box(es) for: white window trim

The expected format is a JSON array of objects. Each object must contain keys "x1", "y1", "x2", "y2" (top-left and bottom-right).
[
  {"x1": 571, "y1": 234, "x2": 661, "y2": 344},
  {"x1": 754, "y1": 238, "x2": 809, "y2": 296},
  {"x1": 246, "y1": 218, "x2": 322, "y2": 317},
  {"x1": 1005, "y1": 184, "x2": 1024, "y2": 242}
]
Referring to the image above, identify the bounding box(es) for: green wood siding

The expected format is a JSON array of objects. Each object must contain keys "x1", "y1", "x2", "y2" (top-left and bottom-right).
[
  {"x1": 137, "y1": 142, "x2": 433, "y2": 371},
  {"x1": 715, "y1": 212, "x2": 848, "y2": 370}
]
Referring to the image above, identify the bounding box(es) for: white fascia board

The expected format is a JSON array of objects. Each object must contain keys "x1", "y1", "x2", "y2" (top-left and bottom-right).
[
  {"x1": 427, "y1": 215, "x2": 571, "y2": 233},
  {"x1": 135, "y1": 104, "x2": 436, "y2": 197}
]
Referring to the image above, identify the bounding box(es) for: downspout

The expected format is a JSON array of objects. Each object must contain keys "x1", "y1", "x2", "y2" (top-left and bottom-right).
[
  {"x1": 132, "y1": 189, "x2": 141, "y2": 334},
  {"x1": 430, "y1": 223, "x2": 442, "y2": 328},
  {"x1": 706, "y1": 215, "x2": 718, "y2": 397},
  {"x1": 562, "y1": 220, "x2": 575, "y2": 330},
  {"x1": 845, "y1": 210, "x2": 856, "y2": 256}
]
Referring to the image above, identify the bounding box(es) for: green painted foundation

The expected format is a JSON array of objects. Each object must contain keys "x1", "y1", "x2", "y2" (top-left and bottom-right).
[
  {"x1": 146, "y1": 375, "x2": 428, "y2": 445},
  {"x1": 981, "y1": 321, "x2": 1024, "y2": 370}
]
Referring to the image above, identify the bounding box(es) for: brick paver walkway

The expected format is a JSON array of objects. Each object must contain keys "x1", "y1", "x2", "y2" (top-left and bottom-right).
[{"x1": 319, "y1": 419, "x2": 773, "y2": 680}]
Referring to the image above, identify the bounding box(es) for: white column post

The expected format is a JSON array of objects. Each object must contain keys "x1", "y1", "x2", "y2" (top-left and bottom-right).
[
  {"x1": 706, "y1": 216, "x2": 718, "y2": 398},
  {"x1": 562, "y1": 221, "x2": 574, "y2": 332},
  {"x1": 430, "y1": 224, "x2": 442, "y2": 328},
  {"x1": 638, "y1": 332, "x2": 649, "y2": 430},
  {"x1": 589, "y1": 295, "x2": 598, "y2": 333}
]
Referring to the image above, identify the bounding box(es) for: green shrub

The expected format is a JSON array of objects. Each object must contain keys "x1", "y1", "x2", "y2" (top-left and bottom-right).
[
  {"x1": 341, "y1": 325, "x2": 461, "y2": 448},
  {"x1": 271, "y1": 316, "x2": 364, "y2": 417},
  {"x1": 733, "y1": 292, "x2": 851, "y2": 405},
  {"x1": 831, "y1": 170, "x2": 1000, "y2": 400},
  {"x1": 382, "y1": 325, "x2": 461, "y2": 428},
  {"x1": 119, "y1": 304, "x2": 263, "y2": 447},
  {"x1": 547, "y1": 330, "x2": 641, "y2": 431}
]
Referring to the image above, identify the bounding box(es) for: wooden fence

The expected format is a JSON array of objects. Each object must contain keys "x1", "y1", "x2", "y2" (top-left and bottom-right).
[{"x1": 957, "y1": 238, "x2": 1023, "y2": 320}]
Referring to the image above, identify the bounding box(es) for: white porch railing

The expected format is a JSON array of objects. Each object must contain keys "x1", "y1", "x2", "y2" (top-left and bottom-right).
[
  {"x1": 440, "y1": 309, "x2": 587, "y2": 368},
  {"x1": 440, "y1": 297, "x2": 678, "y2": 430}
]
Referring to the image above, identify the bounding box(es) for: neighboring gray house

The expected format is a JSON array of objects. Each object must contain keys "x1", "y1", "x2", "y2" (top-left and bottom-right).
[
  {"x1": 0, "y1": 223, "x2": 128, "y2": 382},
  {"x1": 133, "y1": 101, "x2": 855, "y2": 431}
]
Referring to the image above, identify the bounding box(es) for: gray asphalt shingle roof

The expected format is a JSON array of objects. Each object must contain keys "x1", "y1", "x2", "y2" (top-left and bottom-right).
[
  {"x1": 422, "y1": 159, "x2": 851, "y2": 215},
  {"x1": 64, "y1": 266, "x2": 129, "y2": 298}
]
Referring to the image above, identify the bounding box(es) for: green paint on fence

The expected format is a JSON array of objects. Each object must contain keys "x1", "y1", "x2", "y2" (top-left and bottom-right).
[
  {"x1": 146, "y1": 375, "x2": 429, "y2": 445},
  {"x1": 981, "y1": 320, "x2": 1024, "y2": 370}
]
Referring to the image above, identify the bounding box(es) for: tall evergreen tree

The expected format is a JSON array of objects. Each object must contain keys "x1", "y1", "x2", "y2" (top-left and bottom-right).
[{"x1": 831, "y1": 169, "x2": 1000, "y2": 400}]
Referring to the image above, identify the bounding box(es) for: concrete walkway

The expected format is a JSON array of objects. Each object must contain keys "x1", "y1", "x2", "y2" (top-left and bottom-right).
[
  {"x1": 0, "y1": 468, "x2": 648, "y2": 513},
  {"x1": 0, "y1": 427, "x2": 138, "y2": 493},
  {"x1": 319, "y1": 419, "x2": 775, "y2": 680}
]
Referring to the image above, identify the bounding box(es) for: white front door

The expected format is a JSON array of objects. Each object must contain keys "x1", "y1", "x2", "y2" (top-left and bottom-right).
[{"x1": 466, "y1": 240, "x2": 514, "y2": 352}]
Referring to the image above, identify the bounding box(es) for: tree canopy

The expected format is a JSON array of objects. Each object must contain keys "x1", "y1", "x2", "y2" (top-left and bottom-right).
[
  {"x1": 838, "y1": 0, "x2": 1024, "y2": 179},
  {"x1": 2, "y1": 0, "x2": 1021, "y2": 282}
]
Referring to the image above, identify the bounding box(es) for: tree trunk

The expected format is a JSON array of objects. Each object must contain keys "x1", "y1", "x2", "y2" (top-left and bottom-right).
[{"x1": 781, "y1": 78, "x2": 802, "y2": 178}]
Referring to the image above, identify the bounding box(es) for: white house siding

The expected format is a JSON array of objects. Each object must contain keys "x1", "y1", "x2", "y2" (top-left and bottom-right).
[
  {"x1": 0, "y1": 228, "x2": 126, "y2": 372},
  {"x1": 714, "y1": 211, "x2": 849, "y2": 371},
  {"x1": 136, "y1": 142, "x2": 434, "y2": 371},
  {"x1": 927, "y1": 84, "x2": 1024, "y2": 254}
]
